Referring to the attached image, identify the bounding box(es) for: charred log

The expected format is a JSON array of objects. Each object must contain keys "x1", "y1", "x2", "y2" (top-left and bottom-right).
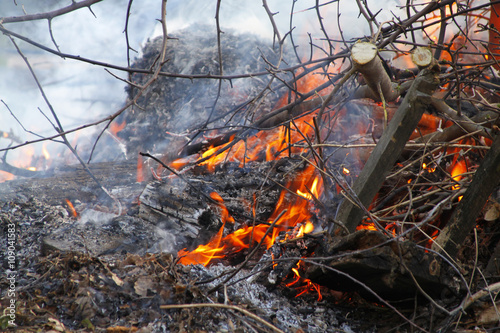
[
  {"x1": 305, "y1": 230, "x2": 461, "y2": 302},
  {"x1": 0, "y1": 161, "x2": 140, "y2": 207}
]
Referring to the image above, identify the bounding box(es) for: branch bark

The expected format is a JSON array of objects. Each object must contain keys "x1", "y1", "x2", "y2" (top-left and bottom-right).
[
  {"x1": 333, "y1": 63, "x2": 440, "y2": 234},
  {"x1": 351, "y1": 41, "x2": 399, "y2": 102},
  {"x1": 0, "y1": 0, "x2": 104, "y2": 23}
]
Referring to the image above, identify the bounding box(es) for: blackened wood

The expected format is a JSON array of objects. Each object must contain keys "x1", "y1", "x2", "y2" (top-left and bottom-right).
[
  {"x1": 432, "y1": 132, "x2": 500, "y2": 258},
  {"x1": 334, "y1": 64, "x2": 440, "y2": 234},
  {"x1": 485, "y1": 239, "x2": 500, "y2": 277},
  {"x1": 305, "y1": 230, "x2": 459, "y2": 301}
]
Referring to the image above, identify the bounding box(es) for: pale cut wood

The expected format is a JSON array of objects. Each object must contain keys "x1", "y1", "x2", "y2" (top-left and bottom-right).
[
  {"x1": 351, "y1": 41, "x2": 399, "y2": 102},
  {"x1": 411, "y1": 47, "x2": 434, "y2": 69},
  {"x1": 352, "y1": 41, "x2": 378, "y2": 65}
]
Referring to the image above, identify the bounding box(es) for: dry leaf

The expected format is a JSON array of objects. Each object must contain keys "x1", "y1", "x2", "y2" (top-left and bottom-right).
[
  {"x1": 134, "y1": 276, "x2": 154, "y2": 297},
  {"x1": 110, "y1": 271, "x2": 124, "y2": 287},
  {"x1": 477, "y1": 303, "x2": 500, "y2": 325},
  {"x1": 484, "y1": 204, "x2": 500, "y2": 221}
]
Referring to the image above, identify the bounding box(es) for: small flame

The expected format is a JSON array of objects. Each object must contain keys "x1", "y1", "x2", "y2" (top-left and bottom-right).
[
  {"x1": 286, "y1": 264, "x2": 322, "y2": 301},
  {"x1": 177, "y1": 191, "x2": 234, "y2": 266},
  {"x1": 109, "y1": 120, "x2": 126, "y2": 136},
  {"x1": 422, "y1": 162, "x2": 436, "y2": 173},
  {"x1": 296, "y1": 221, "x2": 315, "y2": 238},
  {"x1": 296, "y1": 176, "x2": 320, "y2": 200},
  {"x1": 450, "y1": 159, "x2": 467, "y2": 191},
  {"x1": 42, "y1": 143, "x2": 50, "y2": 160},
  {"x1": 65, "y1": 199, "x2": 78, "y2": 218},
  {"x1": 356, "y1": 221, "x2": 378, "y2": 231}
]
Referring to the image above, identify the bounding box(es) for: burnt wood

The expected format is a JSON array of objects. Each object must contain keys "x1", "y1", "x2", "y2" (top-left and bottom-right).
[
  {"x1": 334, "y1": 64, "x2": 441, "y2": 234},
  {"x1": 306, "y1": 230, "x2": 460, "y2": 301}
]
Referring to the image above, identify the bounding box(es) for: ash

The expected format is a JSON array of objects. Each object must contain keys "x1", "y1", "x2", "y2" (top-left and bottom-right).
[{"x1": 188, "y1": 263, "x2": 366, "y2": 333}]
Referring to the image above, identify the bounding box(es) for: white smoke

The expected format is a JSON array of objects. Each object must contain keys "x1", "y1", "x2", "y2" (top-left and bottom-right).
[{"x1": 0, "y1": 0, "x2": 404, "y2": 170}]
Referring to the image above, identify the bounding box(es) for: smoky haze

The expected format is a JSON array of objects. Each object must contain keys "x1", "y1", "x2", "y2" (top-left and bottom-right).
[{"x1": 0, "y1": 0, "x2": 401, "y2": 170}]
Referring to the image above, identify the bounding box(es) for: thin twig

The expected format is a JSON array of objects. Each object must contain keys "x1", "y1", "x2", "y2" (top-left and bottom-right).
[{"x1": 160, "y1": 303, "x2": 285, "y2": 333}]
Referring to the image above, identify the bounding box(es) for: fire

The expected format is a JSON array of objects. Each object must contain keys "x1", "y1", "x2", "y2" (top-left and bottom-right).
[
  {"x1": 174, "y1": 67, "x2": 330, "y2": 268},
  {"x1": 296, "y1": 221, "x2": 315, "y2": 238},
  {"x1": 65, "y1": 199, "x2": 78, "y2": 218},
  {"x1": 177, "y1": 164, "x2": 323, "y2": 266},
  {"x1": 109, "y1": 120, "x2": 126, "y2": 137},
  {"x1": 177, "y1": 192, "x2": 235, "y2": 266},
  {"x1": 194, "y1": 113, "x2": 319, "y2": 173},
  {"x1": 169, "y1": 11, "x2": 493, "y2": 299},
  {"x1": 286, "y1": 263, "x2": 323, "y2": 301},
  {"x1": 296, "y1": 176, "x2": 320, "y2": 201},
  {"x1": 450, "y1": 158, "x2": 467, "y2": 191},
  {"x1": 422, "y1": 162, "x2": 436, "y2": 173}
]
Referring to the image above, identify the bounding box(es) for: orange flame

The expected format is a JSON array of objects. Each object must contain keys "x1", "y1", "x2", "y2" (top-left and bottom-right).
[
  {"x1": 286, "y1": 264, "x2": 322, "y2": 301},
  {"x1": 450, "y1": 158, "x2": 467, "y2": 191},
  {"x1": 177, "y1": 165, "x2": 323, "y2": 266},
  {"x1": 109, "y1": 120, "x2": 126, "y2": 136},
  {"x1": 177, "y1": 192, "x2": 235, "y2": 266},
  {"x1": 65, "y1": 199, "x2": 78, "y2": 218}
]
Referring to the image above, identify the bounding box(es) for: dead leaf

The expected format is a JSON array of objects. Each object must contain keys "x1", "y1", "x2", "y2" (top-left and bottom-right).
[
  {"x1": 477, "y1": 303, "x2": 500, "y2": 325},
  {"x1": 134, "y1": 276, "x2": 154, "y2": 297},
  {"x1": 47, "y1": 317, "x2": 66, "y2": 332},
  {"x1": 110, "y1": 271, "x2": 124, "y2": 287},
  {"x1": 484, "y1": 203, "x2": 500, "y2": 221}
]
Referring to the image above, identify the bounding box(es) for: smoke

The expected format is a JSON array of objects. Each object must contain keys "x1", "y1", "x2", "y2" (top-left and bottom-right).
[{"x1": 0, "y1": 0, "x2": 405, "y2": 170}]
